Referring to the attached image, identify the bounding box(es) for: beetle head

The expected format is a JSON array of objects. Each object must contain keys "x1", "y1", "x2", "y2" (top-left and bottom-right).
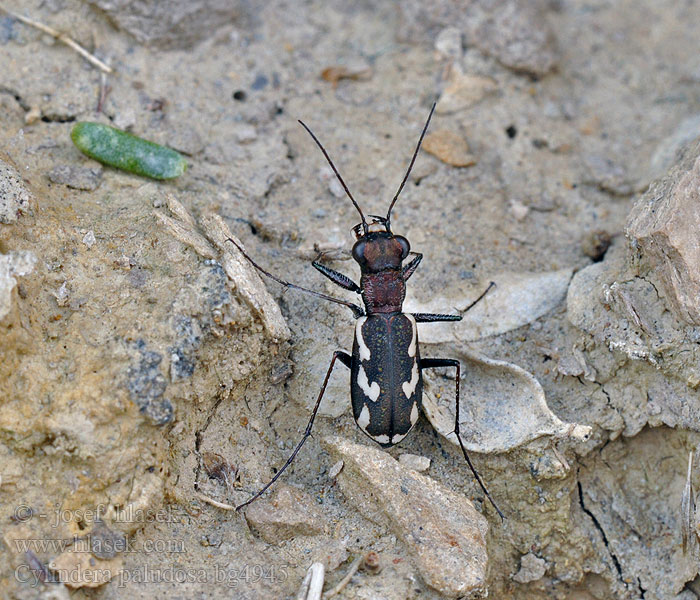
[{"x1": 352, "y1": 217, "x2": 410, "y2": 271}]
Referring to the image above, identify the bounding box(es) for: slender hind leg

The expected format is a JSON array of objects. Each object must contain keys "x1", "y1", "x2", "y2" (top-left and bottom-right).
[
  {"x1": 236, "y1": 351, "x2": 352, "y2": 510},
  {"x1": 420, "y1": 357, "x2": 505, "y2": 520}
]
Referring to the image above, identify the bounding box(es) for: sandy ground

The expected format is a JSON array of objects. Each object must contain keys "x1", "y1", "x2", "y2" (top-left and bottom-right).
[{"x1": 3, "y1": 1, "x2": 700, "y2": 598}]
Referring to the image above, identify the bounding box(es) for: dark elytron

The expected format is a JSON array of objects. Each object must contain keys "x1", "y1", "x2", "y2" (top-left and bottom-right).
[
  {"x1": 228, "y1": 103, "x2": 503, "y2": 518},
  {"x1": 351, "y1": 312, "x2": 421, "y2": 447}
]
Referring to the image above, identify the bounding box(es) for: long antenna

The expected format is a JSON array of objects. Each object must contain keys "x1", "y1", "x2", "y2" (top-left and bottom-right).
[
  {"x1": 226, "y1": 237, "x2": 364, "y2": 318},
  {"x1": 385, "y1": 102, "x2": 436, "y2": 231},
  {"x1": 298, "y1": 120, "x2": 368, "y2": 234}
]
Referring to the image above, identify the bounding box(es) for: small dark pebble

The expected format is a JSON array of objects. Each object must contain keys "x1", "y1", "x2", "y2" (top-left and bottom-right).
[
  {"x1": 270, "y1": 360, "x2": 294, "y2": 384},
  {"x1": 233, "y1": 90, "x2": 247, "y2": 101},
  {"x1": 362, "y1": 551, "x2": 382, "y2": 574},
  {"x1": 0, "y1": 16, "x2": 15, "y2": 44},
  {"x1": 582, "y1": 229, "x2": 612, "y2": 262},
  {"x1": 251, "y1": 74, "x2": 269, "y2": 90}
]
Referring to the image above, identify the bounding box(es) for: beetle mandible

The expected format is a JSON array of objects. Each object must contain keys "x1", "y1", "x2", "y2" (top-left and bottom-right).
[{"x1": 228, "y1": 103, "x2": 503, "y2": 518}]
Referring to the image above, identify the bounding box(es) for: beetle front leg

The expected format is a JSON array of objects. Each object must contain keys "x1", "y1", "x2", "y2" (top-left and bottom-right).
[
  {"x1": 402, "y1": 252, "x2": 423, "y2": 281},
  {"x1": 236, "y1": 350, "x2": 352, "y2": 510},
  {"x1": 420, "y1": 357, "x2": 505, "y2": 520},
  {"x1": 312, "y1": 260, "x2": 361, "y2": 292}
]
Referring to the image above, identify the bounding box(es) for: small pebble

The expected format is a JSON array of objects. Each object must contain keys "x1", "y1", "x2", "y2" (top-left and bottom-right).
[
  {"x1": 509, "y1": 199, "x2": 530, "y2": 221},
  {"x1": 362, "y1": 551, "x2": 382, "y2": 574},
  {"x1": 513, "y1": 552, "x2": 547, "y2": 583},
  {"x1": 53, "y1": 282, "x2": 70, "y2": 307},
  {"x1": 25, "y1": 106, "x2": 41, "y2": 125},
  {"x1": 234, "y1": 124, "x2": 258, "y2": 144},
  {"x1": 113, "y1": 108, "x2": 136, "y2": 131},
  {"x1": 318, "y1": 166, "x2": 345, "y2": 198},
  {"x1": 82, "y1": 231, "x2": 97, "y2": 249},
  {"x1": 398, "y1": 453, "x2": 431, "y2": 472},
  {"x1": 434, "y1": 27, "x2": 462, "y2": 59},
  {"x1": 251, "y1": 74, "x2": 269, "y2": 90},
  {"x1": 328, "y1": 460, "x2": 344, "y2": 479},
  {"x1": 328, "y1": 178, "x2": 345, "y2": 199},
  {"x1": 581, "y1": 229, "x2": 612, "y2": 262}
]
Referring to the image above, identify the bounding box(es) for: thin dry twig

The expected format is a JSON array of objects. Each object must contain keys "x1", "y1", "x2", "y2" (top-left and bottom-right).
[
  {"x1": 195, "y1": 491, "x2": 237, "y2": 511},
  {"x1": 296, "y1": 563, "x2": 325, "y2": 600},
  {"x1": 0, "y1": 6, "x2": 113, "y2": 73},
  {"x1": 96, "y1": 71, "x2": 111, "y2": 113},
  {"x1": 323, "y1": 553, "x2": 366, "y2": 598},
  {"x1": 682, "y1": 451, "x2": 695, "y2": 554}
]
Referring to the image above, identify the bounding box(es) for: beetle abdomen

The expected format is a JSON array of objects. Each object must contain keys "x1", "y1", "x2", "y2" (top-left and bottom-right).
[{"x1": 351, "y1": 313, "x2": 421, "y2": 446}]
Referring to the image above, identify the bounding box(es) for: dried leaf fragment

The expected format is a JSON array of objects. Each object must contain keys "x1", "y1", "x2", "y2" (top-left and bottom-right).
[
  {"x1": 406, "y1": 269, "x2": 573, "y2": 344},
  {"x1": 422, "y1": 130, "x2": 476, "y2": 167},
  {"x1": 321, "y1": 65, "x2": 373, "y2": 87},
  {"x1": 422, "y1": 349, "x2": 591, "y2": 454},
  {"x1": 436, "y1": 73, "x2": 498, "y2": 114}
]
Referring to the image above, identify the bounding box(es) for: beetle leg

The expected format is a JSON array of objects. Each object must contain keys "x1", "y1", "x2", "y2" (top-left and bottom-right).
[
  {"x1": 463, "y1": 281, "x2": 495, "y2": 312},
  {"x1": 412, "y1": 281, "x2": 495, "y2": 323},
  {"x1": 412, "y1": 312, "x2": 462, "y2": 323},
  {"x1": 312, "y1": 261, "x2": 361, "y2": 292},
  {"x1": 236, "y1": 351, "x2": 352, "y2": 510},
  {"x1": 402, "y1": 252, "x2": 423, "y2": 281},
  {"x1": 226, "y1": 237, "x2": 364, "y2": 317},
  {"x1": 420, "y1": 357, "x2": 505, "y2": 520}
]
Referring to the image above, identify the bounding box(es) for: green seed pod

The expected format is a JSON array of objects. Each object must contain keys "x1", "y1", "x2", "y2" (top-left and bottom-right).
[{"x1": 70, "y1": 122, "x2": 187, "y2": 180}]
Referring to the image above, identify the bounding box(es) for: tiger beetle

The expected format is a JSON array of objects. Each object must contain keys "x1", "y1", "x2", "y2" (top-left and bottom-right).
[{"x1": 228, "y1": 103, "x2": 503, "y2": 519}]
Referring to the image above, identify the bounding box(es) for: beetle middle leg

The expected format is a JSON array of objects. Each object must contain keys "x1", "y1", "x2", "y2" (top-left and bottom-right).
[
  {"x1": 236, "y1": 350, "x2": 352, "y2": 510},
  {"x1": 420, "y1": 357, "x2": 505, "y2": 520}
]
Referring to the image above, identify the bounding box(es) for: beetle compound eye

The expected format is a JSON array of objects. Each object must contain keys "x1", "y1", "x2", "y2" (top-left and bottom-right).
[
  {"x1": 352, "y1": 240, "x2": 367, "y2": 263},
  {"x1": 352, "y1": 239, "x2": 367, "y2": 264},
  {"x1": 395, "y1": 236, "x2": 410, "y2": 259}
]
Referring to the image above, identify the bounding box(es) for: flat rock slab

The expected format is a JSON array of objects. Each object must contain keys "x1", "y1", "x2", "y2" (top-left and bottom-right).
[
  {"x1": 627, "y1": 138, "x2": 700, "y2": 325},
  {"x1": 0, "y1": 158, "x2": 32, "y2": 223},
  {"x1": 244, "y1": 485, "x2": 329, "y2": 544},
  {"x1": 48, "y1": 164, "x2": 103, "y2": 191},
  {"x1": 322, "y1": 436, "x2": 488, "y2": 598}
]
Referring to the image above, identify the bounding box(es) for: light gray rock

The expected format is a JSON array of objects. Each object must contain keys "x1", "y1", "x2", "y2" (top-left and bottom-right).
[
  {"x1": 244, "y1": 485, "x2": 328, "y2": 544},
  {"x1": 87, "y1": 0, "x2": 251, "y2": 49},
  {"x1": 0, "y1": 159, "x2": 32, "y2": 223},
  {"x1": 322, "y1": 436, "x2": 488, "y2": 598},
  {"x1": 48, "y1": 164, "x2": 103, "y2": 191},
  {"x1": 0, "y1": 250, "x2": 37, "y2": 321},
  {"x1": 513, "y1": 552, "x2": 546, "y2": 583},
  {"x1": 627, "y1": 138, "x2": 700, "y2": 325},
  {"x1": 397, "y1": 0, "x2": 558, "y2": 76}
]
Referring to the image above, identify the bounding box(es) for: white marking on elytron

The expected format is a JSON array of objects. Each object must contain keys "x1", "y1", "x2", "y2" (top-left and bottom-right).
[
  {"x1": 410, "y1": 402, "x2": 419, "y2": 425},
  {"x1": 392, "y1": 432, "x2": 407, "y2": 444},
  {"x1": 355, "y1": 317, "x2": 370, "y2": 361},
  {"x1": 358, "y1": 365, "x2": 380, "y2": 401},
  {"x1": 373, "y1": 434, "x2": 391, "y2": 444},
  {"x1": 406, "y1": 314, "x2": 417, "y2": 357},
  {"x1": 357, "y1": 404, "x2": 371, "y2": 431},
  {"x1": 402, "y1": 361, "x2": 420, "y2": 399}
]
